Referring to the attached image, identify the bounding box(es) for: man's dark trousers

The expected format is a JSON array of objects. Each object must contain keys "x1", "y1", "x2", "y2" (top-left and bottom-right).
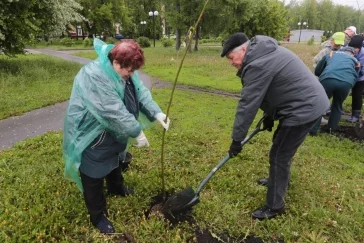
[
  {"x1": 80, "y1": 163, "x2": 124, "y2": 225},
  {"x1": 267, "y1": 118, "x2": 318, "y2": 210}
]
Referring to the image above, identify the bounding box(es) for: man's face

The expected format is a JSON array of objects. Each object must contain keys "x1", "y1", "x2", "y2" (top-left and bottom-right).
[
  {"x1": 113, "y1": 61, "x2": 135, "y2": 80},
  {"x1": 226, "y1": 46, "x2": 247, "y2": 70},
  {"x1": 345, "y1": 29, "x2": 355, "y2": 38}
]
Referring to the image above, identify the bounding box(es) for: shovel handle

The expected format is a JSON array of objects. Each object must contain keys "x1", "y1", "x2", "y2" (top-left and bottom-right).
[{"x1": 195, "y1": 116, "x2": 266, "y2": 194}]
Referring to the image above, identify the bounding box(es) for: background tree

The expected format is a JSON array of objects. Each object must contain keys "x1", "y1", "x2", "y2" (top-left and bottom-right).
[{"x1": 0, "y1": 0, "x2": 84, "y2": 55}]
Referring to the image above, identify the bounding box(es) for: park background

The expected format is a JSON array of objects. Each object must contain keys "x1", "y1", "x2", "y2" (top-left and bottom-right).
[{"x1": 1, "y1": 0, "x2": 364, "y2": 242}]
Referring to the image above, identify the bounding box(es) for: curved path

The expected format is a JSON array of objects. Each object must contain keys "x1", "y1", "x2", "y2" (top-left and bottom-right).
[{"x1": 0, "y1": 49, "x2": 152, "y2": 151}]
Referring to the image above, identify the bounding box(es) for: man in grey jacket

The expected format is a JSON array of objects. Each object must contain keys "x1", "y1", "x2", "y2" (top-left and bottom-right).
[{"x1": 221, "y1": 33, "x2": 330, "y2": 220}]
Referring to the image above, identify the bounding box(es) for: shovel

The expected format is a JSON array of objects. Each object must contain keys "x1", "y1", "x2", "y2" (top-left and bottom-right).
[
  {"x1": 162, "y1": 116, "x2": 266, "y2": 214},
  {"x1": 354, "y1": 120, "x2": 364, "y2": 139}
]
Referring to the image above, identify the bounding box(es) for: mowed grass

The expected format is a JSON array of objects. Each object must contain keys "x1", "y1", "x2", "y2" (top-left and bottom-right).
[
  {"x1": 0, "y1": 54, "x2": 81, "y2": 120},
  {"x1": 74, "y1": 43, "x2": 355, "y2": 112},
  {"x1": 74, "y1": 46, "x2": 242, "y2": 93},
  {"x1": 0, "y1": 88, "x2": 363, "y2": 242}
]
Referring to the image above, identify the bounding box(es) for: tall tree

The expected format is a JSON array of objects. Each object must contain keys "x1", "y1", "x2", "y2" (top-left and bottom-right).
[{"x1": 0, "y1": 0, "x2": 84, "y2": 54}]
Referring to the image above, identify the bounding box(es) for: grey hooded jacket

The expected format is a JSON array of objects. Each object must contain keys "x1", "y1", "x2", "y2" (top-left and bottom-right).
[{"x1": 232, "y1": 35, "x2": 330, "y2": 141}]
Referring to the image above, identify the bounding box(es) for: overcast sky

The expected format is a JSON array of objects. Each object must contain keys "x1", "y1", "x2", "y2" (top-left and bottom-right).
[{"x1": 283, "y1": 0, "x2": 364, "y2": 9}]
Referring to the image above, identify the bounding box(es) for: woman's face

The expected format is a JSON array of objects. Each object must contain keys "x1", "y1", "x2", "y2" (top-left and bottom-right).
[{"x1": 112, "y1": 60, "x2": 134, "y2": 80}]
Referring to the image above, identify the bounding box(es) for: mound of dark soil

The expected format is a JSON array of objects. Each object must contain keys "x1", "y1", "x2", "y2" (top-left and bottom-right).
[
  {"x1": 322, "y1": 125, "x2": 363, "y2": 142},
  {"x1": 145, "y1": 192, "x2": 270, "y2": 243}
]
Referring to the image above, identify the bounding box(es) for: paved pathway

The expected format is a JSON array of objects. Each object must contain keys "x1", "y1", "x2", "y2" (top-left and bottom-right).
[{"x1": 0, "y1": 49, "x2": 152, "y2": 151}]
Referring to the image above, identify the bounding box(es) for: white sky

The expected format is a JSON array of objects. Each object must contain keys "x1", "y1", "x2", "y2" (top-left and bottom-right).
[{"x1": 283, "y1": 0, "x2": 364, "y2": 9}]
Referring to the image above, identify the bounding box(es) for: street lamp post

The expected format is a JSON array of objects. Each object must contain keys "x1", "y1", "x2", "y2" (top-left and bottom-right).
[
  {"x1": 140, "y1": 20, "x2": 146, "y2": 37},
  {"x1": 298, "y1": 19, "x2": 307, "y2": 43},
  {"x1": 148, "y1": 10, "x2": 159, "y2": 47}
]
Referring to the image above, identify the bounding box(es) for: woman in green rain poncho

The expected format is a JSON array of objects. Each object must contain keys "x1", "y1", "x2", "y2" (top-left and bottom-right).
[{"x1": 63, "y1": 39, "x2": 170, "y2": 234}]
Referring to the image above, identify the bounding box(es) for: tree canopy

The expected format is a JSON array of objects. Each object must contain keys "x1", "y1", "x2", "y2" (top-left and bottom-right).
[
  {"x1": 1, "y1": 0, "x2": 364, "y2": 54},
  {"x1": 0, "y1": 0, "x2": 83, "y2": 54}
]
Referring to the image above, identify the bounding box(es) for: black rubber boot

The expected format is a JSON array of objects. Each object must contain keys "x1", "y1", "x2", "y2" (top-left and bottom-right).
[{"x1": 251, "y1": 205, "x2": 285, "y2": 220}]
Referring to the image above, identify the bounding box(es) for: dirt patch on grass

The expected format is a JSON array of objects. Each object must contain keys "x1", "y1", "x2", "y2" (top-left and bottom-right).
[
  {"x1": 145, "y1": 192, "x2": 269, "y2": 243},
  {"x1": 152, "y1": 79, "x2": 240, "y2": 99},
  {"x1": 322, "y1": 125, "x2": 364, "y2": 142}
]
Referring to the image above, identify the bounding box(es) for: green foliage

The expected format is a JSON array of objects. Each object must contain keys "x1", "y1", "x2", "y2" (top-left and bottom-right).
[
  {"x1": 219, "y1": 0, "x2": 289, "y2": 40},
  {"x1": 60, "y1": 37, "x2": 75, "y2": 47},
  {"x1": 137, "y1": 37, "x2": 151, "y2": 48},
  {"x1": 160, "y1": 37, "x2": 174, "y2": 47},
  {"x1": 0, "y1": 0, "x2": 84, "y2": 55},
  {"x1": 0, "y1": 54, "x2": 81, "y2": 119},
  {"x1": 321, "y1": 35, "x2": 327, "y2": 43},
  {"x1": 82, "y1": 37, "x2": 92, "y2": 47},
  {"x1": 105, "y1": 37, "x2": 117, "y2": 44},
  {"x1": 286, "y1": 0, "x2": 364, "y2": 33},
  {"x1": 0, "y1": 88, "x2": 364, "y2": 241},
  {"x1": 307, "y1": 35, "x2": 315, "y2": 45}
]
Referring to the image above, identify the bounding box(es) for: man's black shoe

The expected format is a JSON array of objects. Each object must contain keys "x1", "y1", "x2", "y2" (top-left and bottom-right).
[
  {"x1": 251, "y1": 205, "x2": 285, "y2": 220},
  {"x1": 108, "y1": 185, "x2": 135, "y2": 197},
  {"x1": 257, "y1": 178, "x2": 291, "y2": 187},
  {"x1": 257, "y1": 178, "x2": 268, "y2": 187}
]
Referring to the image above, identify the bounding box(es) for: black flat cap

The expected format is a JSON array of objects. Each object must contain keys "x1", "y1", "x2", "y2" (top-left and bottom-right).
[{"x1": 221, "y1": 32, "x2": 249, "y2": 57}]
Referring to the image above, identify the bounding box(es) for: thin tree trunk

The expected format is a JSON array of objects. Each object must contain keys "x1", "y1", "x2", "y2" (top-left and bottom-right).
[
  {"x1": 176, "y1": 28, "x2": 181, "y2": 50},
  {"x1": 194, "y1": 24, "x2": 200, "y2": 51}
]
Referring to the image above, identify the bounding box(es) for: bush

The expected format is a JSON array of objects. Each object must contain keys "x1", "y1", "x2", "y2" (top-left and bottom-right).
[
  {"x1": 137, "y1": 37, "x2": 151, "y2": 48},
  {"x1": 307, "y1": 36, "x2": 315, "y2": 45},
  {"x1": 161, "y1": 37, "x2": 173, "y2": 47},
  {"x1": 83, "y1": 37, "x2": 92, "y2": 47},
  {"x1": 60, "y1": 37, "x2": 75, "y2": 47},
  {"x1": 105, "y1": 37, "x2": 116, "y2": 44},
  {"x1": 321, "y1": 35, "x2": 327, "y2": 43}
]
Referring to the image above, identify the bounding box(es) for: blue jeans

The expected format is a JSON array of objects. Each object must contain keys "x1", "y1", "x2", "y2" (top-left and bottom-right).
[{"x1": 266, "y1": 118, "x2": 319, "y2": 209}]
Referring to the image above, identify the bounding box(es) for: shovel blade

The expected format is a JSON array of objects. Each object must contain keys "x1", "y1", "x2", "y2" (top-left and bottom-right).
[
  {"x1": 162, "y1": 186, "x2": 199, "y2": 214},
  {"x1": 354, "y1": 123, "x2": 364, "y2": 139}
]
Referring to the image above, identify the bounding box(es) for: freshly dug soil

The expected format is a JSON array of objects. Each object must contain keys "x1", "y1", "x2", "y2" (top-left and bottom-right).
[
  {"x1": 146, "y1": 192, "x2": 269, "y2": 243},
  {"x1": 322, "y1": 125, "x2": 364, "y2": 142}
]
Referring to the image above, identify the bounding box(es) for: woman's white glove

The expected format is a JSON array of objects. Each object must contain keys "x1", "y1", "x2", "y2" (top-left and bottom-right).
[
  {"x1": 134, "y1": 131, "x2": 150, "y2": 147},
  {"x1": 155, "y1": 113, "x2": 171, "y2": 131}
]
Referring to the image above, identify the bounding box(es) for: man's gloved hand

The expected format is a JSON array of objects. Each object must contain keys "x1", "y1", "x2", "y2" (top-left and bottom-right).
[
  {"x1": 155, "y1": 113, "x2": 171, "y2": 130},
  {"x1": 229, "y1": 140, "x2": 243, "y2": 158},
  {"x1": 263, "y1": 116, "x2": 274, "y2": 132},
  {"x1": 135, "y1": 131, "x2": 150, "y2": 147}
]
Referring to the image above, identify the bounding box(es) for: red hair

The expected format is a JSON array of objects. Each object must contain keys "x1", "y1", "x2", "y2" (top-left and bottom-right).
[{"x1": 108, "y1": 40, "x2": 145, "y2": 70}]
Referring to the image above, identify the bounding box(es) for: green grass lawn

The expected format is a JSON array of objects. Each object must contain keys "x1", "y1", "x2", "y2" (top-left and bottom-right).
[
  {"x1": 73, "y1": 43, "x2": 355, "y2": 113},
  {"x1": 74, "y1": 46, "x2": 242, "y2": 93},
  {"x1": 0, "y1": 54, "x2": 81, "y2": 120},
  {"x1": 1, "y1": 88, "x2": 363, "y2": 242}
]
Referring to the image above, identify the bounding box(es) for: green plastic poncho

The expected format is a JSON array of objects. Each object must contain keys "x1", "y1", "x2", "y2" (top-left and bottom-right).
[{"x1": 63, "y1": 38, "x2": 162, "y2": 191}]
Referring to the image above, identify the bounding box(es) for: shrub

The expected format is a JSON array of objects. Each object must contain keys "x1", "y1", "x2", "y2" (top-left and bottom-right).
[
  {"x1": 83, "y1": 37, "x2": 92, "y2": 47},
  {"x1": 307, "y1": 36, "x2": 315, "y2": 45},
  {"x1": 60, "y1": 37, "x2": 75, "y2": 47},
  {"x1": 137, "y1": 37, "x2": 151, "y2": 48},
  {"x1": 321, "y1": 35, "x2": 327, "y2": 43},
  {"x1": 161, "y1": 37, "x2": 173, "y2": 47},
  {"x1": 105, "y1": 37, "x2": 116, "y2": 44}
]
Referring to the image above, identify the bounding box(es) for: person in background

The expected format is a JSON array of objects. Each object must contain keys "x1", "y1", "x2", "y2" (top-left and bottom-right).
[
  {"x1": 314, "y1": 32, "x2": 345, "y2": 124},
  {"x1": 347, "y1": 35, "x2": 364, "y2": 122},
  {"x1": 310, "y1": 46, "x2": 360, "y2": 135},
  {"x1": 344, "y1": 26, "x2": 357, "y2": 45},
  {"x1": 221, "y1": 32, "x2": 329, "y2": 220},
  {"x1": 63, "y1": 39, "x2": 170, "y2": 234},
  {"x1": 313, "y1": 32, "x2": 345, "y2": 68},
  {"x1": 320, "y1": 26, "x2": 356, "y2": 50}
]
